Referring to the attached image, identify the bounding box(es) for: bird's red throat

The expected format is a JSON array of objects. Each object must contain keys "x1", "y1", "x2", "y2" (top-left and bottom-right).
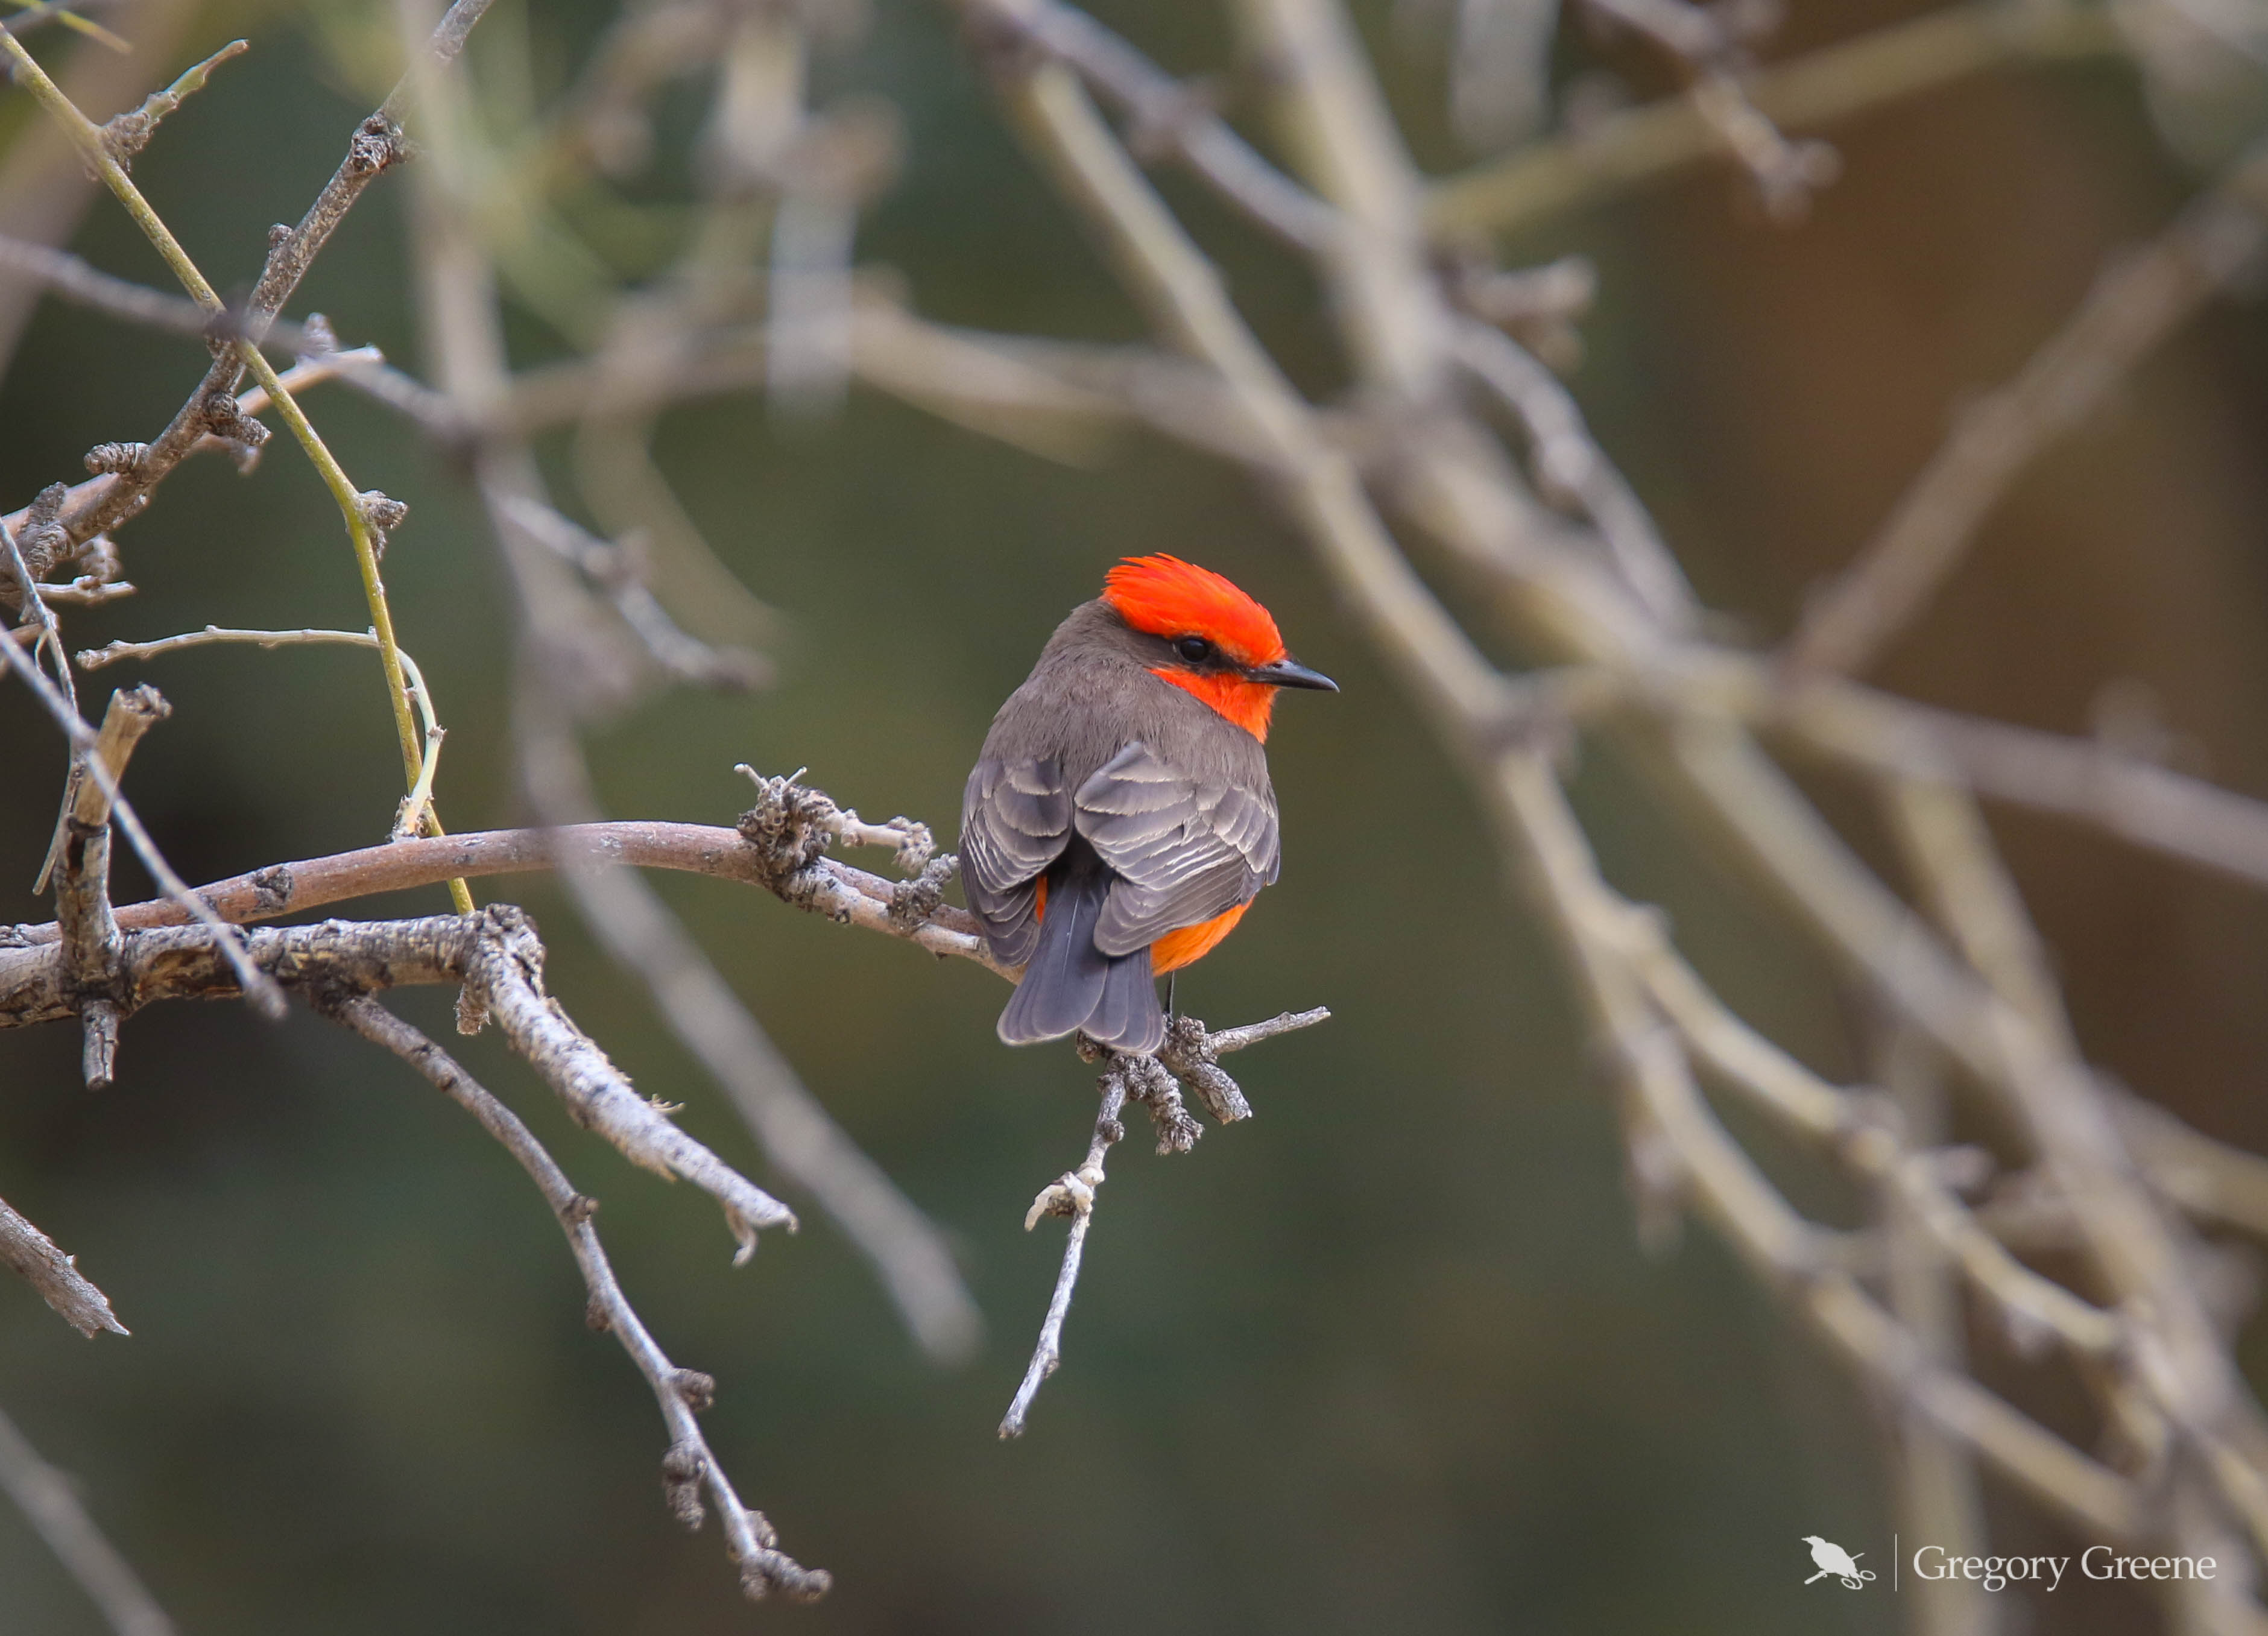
[{"x1": 1148, "y1": 668, "x2": 1276, "y2": 741}]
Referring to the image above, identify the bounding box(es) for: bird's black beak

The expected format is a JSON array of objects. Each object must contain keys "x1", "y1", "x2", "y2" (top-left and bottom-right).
[{"x1": 1245, "y1": 657, "x2": 1338, "y2": 692}]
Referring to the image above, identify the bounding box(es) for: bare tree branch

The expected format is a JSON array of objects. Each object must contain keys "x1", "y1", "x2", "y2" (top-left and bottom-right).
[
  {"x1": 0, "y1": 230, "x2": 286, "y2": 342},
  {"x1": 10, "y1": 818, "x2": 1002, "y2": 971},
  {"x1": 1580, "y1": 0, "x2": 1836, "y2": 219},
  {"x1": 394, "y1": 1, "x2": 982, "y2": 1362},
  {"x1": 0, "y1": 585, "x2": 284, "y2": 1018},
  {"x1": 1427, "y1": 2, "x2": 2123, "y2": 236},
  {"x1": 0, "y1": 912, "x2": 472, "y2": 1029},
  {"x1": 323, "y1": 994, "x2": 831, "y2": 1602},
  {"x1": 1453, "y1": 314, "x2": 1696, "y2": 626},
  {"x1": 1493, "y1": 745, "x2": 2146, "y2": 1541},
  {"x1": 22, "y1": 0, "x2": 499, "y2": 569},
  {"x1": 53, "y1": 684, "x2": 169, "y2": 1088},
  {"x1": 1000, "y1": 1067, "x2": 1124, "y2": 1439},
  {"x1": 1769, "y1": 675, "x2": 2268, "y2": 893},
  {"x1": 976, "y1": 0, "x2": 1337, "y2": 251},
  {"x1": 2, "y1": 903, "x2": 804, "y2": 1272},
  {"x1": 1000, "y1": 1005, "x2": 1329, "y2": 1436},
  {"x1": 1784, "y1": 145, "x2": 2268, "y2": 680},
  {"x1": 460, "y1": 905, "x2": 798, "y2": 1257},
  {"x1": 0, "y1": 1193, "x2": 127, "y2": 1338}
]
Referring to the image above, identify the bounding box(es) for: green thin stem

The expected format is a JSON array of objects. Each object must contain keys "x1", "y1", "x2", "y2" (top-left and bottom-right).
[{"x1": 1, "y1": 30, "x2": 473, "y2": 913}]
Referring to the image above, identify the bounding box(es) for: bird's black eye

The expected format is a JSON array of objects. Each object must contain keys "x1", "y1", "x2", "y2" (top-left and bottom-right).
[{"x1": 1173, "y1": 635, "x2": 1213, "y2": 664}]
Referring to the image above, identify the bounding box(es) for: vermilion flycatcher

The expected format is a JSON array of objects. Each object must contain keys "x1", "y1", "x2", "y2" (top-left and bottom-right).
[{"x1": 961, "y1": 554, "x2": 1336, "y2": 1054}]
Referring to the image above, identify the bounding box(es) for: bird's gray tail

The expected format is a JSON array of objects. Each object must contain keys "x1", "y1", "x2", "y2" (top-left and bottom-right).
[{"x1": 997, "y1": 841, "x2": 1163, "y2": 1053}]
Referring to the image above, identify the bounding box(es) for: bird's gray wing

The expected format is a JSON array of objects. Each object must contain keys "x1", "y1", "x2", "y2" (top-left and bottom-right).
[
  {"x1": 1074, "y1": 741, "x2": 1278, "y2": 958},
  {"x1": 959, "y1": 756, "x2": 1072, "y2": 965}
]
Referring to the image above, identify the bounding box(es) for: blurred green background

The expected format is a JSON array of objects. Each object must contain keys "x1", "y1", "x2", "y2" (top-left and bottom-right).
[{"x1": 3, "y1": 1, "x2": 2266, "y2": 1631}]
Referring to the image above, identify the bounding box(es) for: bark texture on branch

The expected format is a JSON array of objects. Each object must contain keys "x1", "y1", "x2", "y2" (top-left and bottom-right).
[{"x1": 0, "y1": 1195, "x2": 127, "y2": 1338}]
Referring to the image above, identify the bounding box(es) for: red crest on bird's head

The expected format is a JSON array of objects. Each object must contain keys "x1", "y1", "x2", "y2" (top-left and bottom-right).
[{"x1": 1102, "y1": 554, "x2": 1286, "y2": 668}]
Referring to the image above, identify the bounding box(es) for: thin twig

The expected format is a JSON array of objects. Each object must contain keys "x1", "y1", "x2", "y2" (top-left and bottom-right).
[
  {"x1": 0, "y1": 231, "x2": 306, "y2": 343},
  {"x1": 323, "y1": 994, "x2": 830, "y2": 1602},
  {"x1": 0, "y1": 1403, "x2": 173, "y2": 1636},
  {"x1": 459, "y1": 905, "x2": 798, "y2": 1256},
  {"x1": 0, "y1": 1193, "x2": 127, "y2": 1338},
  {"x1": 4, "y1": 0, "x2": 127, "y2": 53},
  {"x1": 1770, "y1": 675, "x2": 2268, "y2": 894},
  {"x1": 1, "y1": 0, "x2": 131, "y2": 46},
  {"x1": 1784, "y1": 148, "x2": 2268, "y2": 679},
  {"x1": 0, "y1": 602, "x2": 283, "y2": 1017},
  {"x1": 2117, "y1": 1090, "x2": 2268, "y2": 1241},
  {"x1": 0, "y1": 25, "x2": 473, "y2": 911},
  {"x1": 488, "y1": 494, "x2": 766, "y2": 689},
  {"x1": 1427, "y1": 2, "x2": 2122, "y2": 236},
  {"x1": 0, "y1": 511, "x2": 71, "y2": 711},
  {"x1": 75, "y1": 627, "x2": 450, "y2": 842},
  {"x1": 1000, "y1": 1068, "x2": 1126, "y2": 1438},
  {"x1": 1000, "y1": 1005, "x2": 1331, "y2": 1435},
  {"x1": 1453, "y1": 315, "x2": 1696, "y2": 626},
  {"x1": 98, "y1": 39, "x2": 248, "y2": 168},
  {"x1": 980, "y1": 0, "x2": 1338, "y2": 251},
  {"x1": 1581, "y1": 0, "x2": 1834, "y2": 219}
]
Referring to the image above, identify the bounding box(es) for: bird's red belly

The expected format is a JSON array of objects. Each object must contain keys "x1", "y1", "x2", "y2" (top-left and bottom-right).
[
  {"x1": 1029, "y1": 880, "x2": 1253, "y2": 976},
  {"x1": 1150, "y1": 902, "x2": 1250, "y2": 974}
]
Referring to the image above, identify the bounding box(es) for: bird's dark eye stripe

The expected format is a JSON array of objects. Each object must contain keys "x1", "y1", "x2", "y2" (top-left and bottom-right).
[{"x1": 1173, "y1": 634, "x2": 1213, "y2": 663}]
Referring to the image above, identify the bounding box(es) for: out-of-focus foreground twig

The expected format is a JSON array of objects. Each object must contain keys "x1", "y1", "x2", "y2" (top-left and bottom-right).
[{"x1": 0, "y1": 1404, "x2": 173, "y2": 1636}]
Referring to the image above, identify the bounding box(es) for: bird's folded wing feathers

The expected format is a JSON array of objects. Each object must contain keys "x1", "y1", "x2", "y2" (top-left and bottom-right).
[
  {"x1": 960, "y1": 756, "x2": 1072, "y2": 965},
  {"x1": 1075, "y1": 742, "x2": 1278, "y2": 957}
]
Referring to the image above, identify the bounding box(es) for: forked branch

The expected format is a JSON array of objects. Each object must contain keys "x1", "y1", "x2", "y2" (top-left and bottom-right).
[
  {"x1": 325, "y1": 994, "x2": 830, "y2": 1602},
  {"x1": 1000, "y1": 1008, "x2": 1330, "y2": 1436}
]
